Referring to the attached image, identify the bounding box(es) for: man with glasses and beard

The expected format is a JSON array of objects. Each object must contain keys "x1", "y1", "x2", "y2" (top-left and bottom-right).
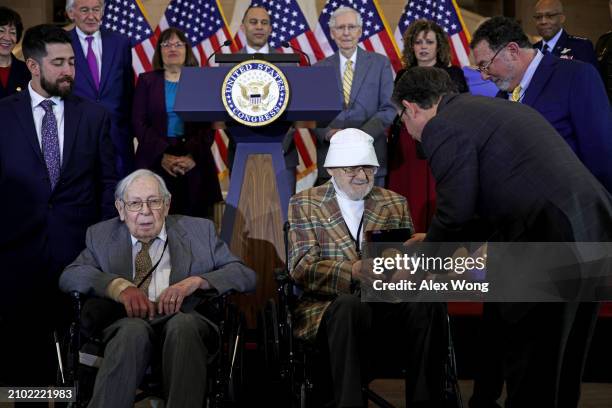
[
  {"x1": 0, "y1": 24, "x2": 117, "y2": 386},
  {"x1": 288, "y1": 129, "x2": 447, "y2": 408}
]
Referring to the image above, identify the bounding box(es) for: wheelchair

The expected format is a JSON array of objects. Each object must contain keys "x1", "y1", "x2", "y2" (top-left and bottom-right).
[
  {"x1": 259, "y1": 222, "x2": 463, "y2": 408},
  {"x1": 58, "y1": 289, "x2": 246, "y2": 408}
]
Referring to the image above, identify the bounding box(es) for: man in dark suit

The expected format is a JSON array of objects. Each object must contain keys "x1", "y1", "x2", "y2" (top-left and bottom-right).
[
  {"x1": 314, "y1": 6, "x2": 395, "y2": 187},
  {"x1": 60, "y1": 169, "x2": 255, "y2": 408},
  {"x1": 66, "y1": 0, "x2": 134, "y2": 177},
  {"x1": 532, "y1": 0, "x2": 598, "y2": 67},
  {"x1": 471, "y1": 16, "x2": 612, "y2": 192},
  {"x1": 0, "y1": 24, "x2": 117, "y2": 386},
  {"x1": 393, "y1": 67, "x2": 612, "y2": 408}
]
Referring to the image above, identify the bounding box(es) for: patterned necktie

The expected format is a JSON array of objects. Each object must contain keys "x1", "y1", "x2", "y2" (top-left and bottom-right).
[
  {"x1": 86, "y1": 36, "x2": 100, "y2": 90},
  {"x1": 511, "y1": 85, "x2": 522, "y2": 102},
  {"x1": 39, "y1": 100, "x2": 61, "y2": 189},
  {"x1": 343, "y1": 60, "x2": 353, "y2": 107},
  {"x1": 134, "y1": 240, "x2": 154, "y2": 294},
  {"x1": 542, "y1": 44, "x2": 550, "y2": 55}
]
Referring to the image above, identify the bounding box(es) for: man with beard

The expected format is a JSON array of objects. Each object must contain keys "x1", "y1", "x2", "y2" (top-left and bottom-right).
[
  {"x1": 471, "y1": 16, "x2": 612, "y2": 192},
  {"x1": 288, "y1": 129, "x2": 447, "y2": 408},
  {"x1": 0, "y1": 24, "x2": 117, "y2": 386}
]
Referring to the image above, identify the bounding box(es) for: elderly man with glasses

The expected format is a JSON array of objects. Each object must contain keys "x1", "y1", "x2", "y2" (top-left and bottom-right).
[
  {"x1": 60, "y1": 169, "x2": 256, "y2": 408},
  {"x1": 471, "y1": 16, "x2": 612, "y2": 193},
  {"x1": 288, "y1": 129, "x2": 447, "y2": 408},
  {"x1": 313, "y1": 6, "x2": 396, "y2": 187}
]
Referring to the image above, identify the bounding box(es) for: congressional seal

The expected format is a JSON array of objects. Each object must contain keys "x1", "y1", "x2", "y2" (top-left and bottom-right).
[{"x1": 222, "y1": 59, "x2": 290, "y2": 127}]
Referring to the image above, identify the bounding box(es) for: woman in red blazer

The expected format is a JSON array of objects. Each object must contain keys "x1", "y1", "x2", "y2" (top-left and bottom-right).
[{"x1": 132, "y1": 28, "x2": 221, "y2": 218}]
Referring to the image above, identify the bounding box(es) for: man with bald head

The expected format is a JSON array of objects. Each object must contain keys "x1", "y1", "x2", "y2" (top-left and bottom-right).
[{"x1": 532, "y1": 0, "x2": 598, "y2": 66}]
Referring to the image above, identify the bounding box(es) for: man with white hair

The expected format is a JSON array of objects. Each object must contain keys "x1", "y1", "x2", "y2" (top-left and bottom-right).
[
  {"x1": 66, "y1": 0, "x2": 134, "y2": 177},
  {"x1": 288, "y1": 129, "x2": 446, "y2": 408},
  {"x1": 314, "y1": 6, "x2": 395, "y2": 187},
  {"x1": 60, "y1": 169, "x2": 256, "y2": 408}
]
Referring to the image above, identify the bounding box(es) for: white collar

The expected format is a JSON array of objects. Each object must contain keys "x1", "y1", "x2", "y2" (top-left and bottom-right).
[
  {"x1": 28, "y1": 81, "x2": 62, "y2": 108},
  {"x1": 516, "y1": 50, "x2": 544, "y2": 100},
  {"x1": 246, "y1": 43, "x2": 270, "y2": 54},
  {"x1": 75, "y1": 26, "x2": 101, "y2": 41},
  {"x1": 339, "y1": 49, "x2": 358, "y2": 66},
  {"x1": 130, "y1": 222, "x2": 168, "y2": 246},
  {"x1": 543, "y1": 28, "x2": 563, "y2": 51}
]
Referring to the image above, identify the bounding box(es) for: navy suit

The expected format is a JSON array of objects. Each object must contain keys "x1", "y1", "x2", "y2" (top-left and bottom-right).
[
  {"x1": 0, "y1": 54, "x2": 30, "y2": 99},
  {"x1": 70, "y1": 28, "x2": 134, "y2": 177},
  {"x1": 534, "y1": 29, "x2": 598, "y2": 67},
  {"x1": 497, "y1": 54, "x2": 612, "y2": 192},
  {"x1": 0, "y1": 90, "x2": 117, "y2": 385}
]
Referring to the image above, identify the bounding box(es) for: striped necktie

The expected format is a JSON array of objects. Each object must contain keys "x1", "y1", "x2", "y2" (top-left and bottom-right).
[
  {"x1": 343, "y1": 60, "x2": 353, "y2": 107},
  {"x1": 511, "y1": 85, "x2": 522, "y2": 102}
]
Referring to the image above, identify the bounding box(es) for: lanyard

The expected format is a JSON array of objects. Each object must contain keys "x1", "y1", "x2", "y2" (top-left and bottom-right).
[
  {"x1": 136, "y1": 239, "x2": 169, "y2": 288},
  {"x1": 344, "y1": 216, "x2": 364, "y2": 258}
]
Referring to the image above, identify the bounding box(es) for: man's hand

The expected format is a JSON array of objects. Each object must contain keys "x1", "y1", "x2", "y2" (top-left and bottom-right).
[
  {"x1": 158, "y1": 276, "x2": 209, "y2": 315},
  {"x1": 351, "y1": 258, "x2": 376, "y2": 286},
  {"x1": 405, "y1": 232, "x2": 426, "y2": 245},
  {"x1": 173, "y1": 155, "x2": 196, "y2": 176},
  {"x1": 118, "y1": 287, "x2": 156, "y2": 320},
  {"x1": 161, "y1": 153, "x2": 180, "y2": 177}
]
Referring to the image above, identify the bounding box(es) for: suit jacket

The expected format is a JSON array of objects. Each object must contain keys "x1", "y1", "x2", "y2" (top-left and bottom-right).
[
  {"x1": 0, "y1": 54, "x2": 30, "y2": 99},
  {"x1": 132, "y1": 70, "x2": 222, "y2": 209},
  {"x1": 422, "y1": 93, "x2": 612, "y2": 245},
  {"x1": 0, "y1": 90, "x2": 117, "y2": 307},
  {"x1": 70, "y1": 28, "x2": 134, "y2": 176},
  {"x1": 59, "y1": 215, "x2": 256, "y2": 312},
  {"x1": 497, "y1": 54, "x2": 612, "y2": 191},
  {"x1": 314, "y1": 48, "x2": 396, "y2": 177},
  {"x1": 288, "y1": 182, "x2": 413, "y2": 340},
  {"x1": 534, "y1": 29, "x2": 598, "y2": 67}
]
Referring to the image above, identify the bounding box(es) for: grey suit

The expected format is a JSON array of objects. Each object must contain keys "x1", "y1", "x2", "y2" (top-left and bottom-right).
[
  {"x1": 314, "y1": 48, "x2": 396, "y2": 182},
  {"x1": 60, "y1": 215, "x2": 256, "y2": 408}
]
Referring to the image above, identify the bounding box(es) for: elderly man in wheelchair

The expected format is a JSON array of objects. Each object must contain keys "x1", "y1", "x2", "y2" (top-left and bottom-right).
[
  {"x1": 288, "y1": 129, "x2": 448, "y2": 408},
  {"x1": 59, "y1": 169, "x2": 256, "y2": 408}
]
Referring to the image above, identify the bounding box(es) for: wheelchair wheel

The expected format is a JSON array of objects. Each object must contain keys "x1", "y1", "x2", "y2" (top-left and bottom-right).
[
  {"x1": 259, "y1": 298, "x2": 281, "y2": 379},
  {"x1": 227, "y1": 305, "x2": 246, "y2": 405}
]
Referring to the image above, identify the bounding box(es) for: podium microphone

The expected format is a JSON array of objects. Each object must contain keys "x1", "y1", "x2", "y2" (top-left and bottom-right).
[
  {"x1": 281, "y1": 41, "x2": 311, "y2": 66},
  {"x1": 206, "y1": 39, "x2": 233, "y2": 65}
]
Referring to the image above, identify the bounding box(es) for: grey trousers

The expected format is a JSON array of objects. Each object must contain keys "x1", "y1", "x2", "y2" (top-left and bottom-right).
[{"x1": 88, "y1": 312, "x2": 212, "y2": 408}]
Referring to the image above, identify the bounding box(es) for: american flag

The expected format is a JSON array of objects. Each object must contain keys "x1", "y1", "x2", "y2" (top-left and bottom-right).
[
  {"x1": 233, "y1": 0, "x2": 322, "y2": 191},
  {"x1": 394, "y1": 0, "x2": 471, "y2": 67},
  {"x1": 315, "y1": 0, "x2": 403, "y2": 73},
  {"x1": 103, "y1": 0, "x2": 155, "y2": 76}
]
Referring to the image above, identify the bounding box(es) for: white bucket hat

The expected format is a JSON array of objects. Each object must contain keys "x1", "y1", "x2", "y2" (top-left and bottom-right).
[{"x1": 323, "y1": 128, "x2": 379, "y2": 168}]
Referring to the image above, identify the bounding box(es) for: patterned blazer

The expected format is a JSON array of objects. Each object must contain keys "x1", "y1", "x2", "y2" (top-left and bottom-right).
[{"x1": 288, "y1": 182, "x2": 413, "y2": 341}]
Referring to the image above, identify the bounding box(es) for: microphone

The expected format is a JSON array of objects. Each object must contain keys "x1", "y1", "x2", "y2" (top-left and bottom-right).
[
  {"x1": 206, "y1": 39, "x2": 232, "y2": 65},
  {"x1": 281, "y1": 41, "x2": 311, "y2": 66}
]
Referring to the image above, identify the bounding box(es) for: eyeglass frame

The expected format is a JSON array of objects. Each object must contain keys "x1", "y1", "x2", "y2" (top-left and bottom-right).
[
  {"x1": 475, "y1": 43, "x2": 508, "y2": 74},
  {"x1": 121, "y1": 197, "x2": 166, "y2": 212},
  {"x1": 160, "y1": 41, "x2": 186, "y2": 49},
  {"x1": 532, "y1": 12, "x2": 562, "y2": 21},
  {"x1": 331, "y1": 24, "x2": 361, "y2": 33},
  {"x1": 334, "y1": 166, "x2": 378, "y2": 177}
]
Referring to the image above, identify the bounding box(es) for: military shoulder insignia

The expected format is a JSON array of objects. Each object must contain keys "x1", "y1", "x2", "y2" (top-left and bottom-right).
[{"x1": 222, "y1": 59, "x2": 290, "y2": 127}]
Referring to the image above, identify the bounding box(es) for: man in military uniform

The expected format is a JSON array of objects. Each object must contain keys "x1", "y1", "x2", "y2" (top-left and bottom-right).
[
  {"x1": 596, "y1": 0, "x2": 612, "y2": 103},
  {"x1": 532, "y1": 0, "x2": 598, "y2": 67}
]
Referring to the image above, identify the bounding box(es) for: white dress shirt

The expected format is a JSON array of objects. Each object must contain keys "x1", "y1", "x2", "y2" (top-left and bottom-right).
[
  {"x1": 332, "y1": 178, "x2": 365, "y2": 249},
  {"x1": 542, "y1": 28, "x2": 563, "y2": 53},
  {"x1": 28, "y1": 82, "x2": 65, "y2": 162},
  {"x1": 246, "y1": 44, "x2": 270, "y2": 54},
  {"x1": 130, "y1": 224, "x2": 171, "y2": 302},
  {"x1": 507, "y1": 50, "x2": 544, "y2": 103},
  {"x1": 75, "y1": 26, "x2": 102, "y2": 78}
]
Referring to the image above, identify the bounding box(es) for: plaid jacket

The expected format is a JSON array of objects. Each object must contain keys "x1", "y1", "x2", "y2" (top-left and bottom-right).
[{"x1": 288, "y1": 182, "x2": 413, "y2": 341}]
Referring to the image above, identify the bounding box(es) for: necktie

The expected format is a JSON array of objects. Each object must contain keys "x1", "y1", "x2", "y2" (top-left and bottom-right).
[
  {"x1": 343, "y1": 60, "x2": 353, "y2": 107},
  {"x1": 39, "y1": 100, "x2": 61, "y2": 189},
  {"x1": 511, "y1": 85, "x2": 522, "y2": 102},
  {"x1": 86, "y1": 36, "x2": 100, "y2": 90},
  {"x1": 134, "y1": 240, "x2": 154, "y2": 295},
  {"x1": 542, "y1": 44, "x2": 550, "y2": 55}
]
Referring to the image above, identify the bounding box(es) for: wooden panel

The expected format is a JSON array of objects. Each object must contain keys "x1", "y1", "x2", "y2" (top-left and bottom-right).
[{"x1": 229, "y1": 154, "x2": 285, "y2": 327}]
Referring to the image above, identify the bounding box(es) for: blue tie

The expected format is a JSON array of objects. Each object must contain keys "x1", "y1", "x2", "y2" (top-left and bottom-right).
[{"x1": 40, "y1": 99, "x2": 61, "y2": 189}]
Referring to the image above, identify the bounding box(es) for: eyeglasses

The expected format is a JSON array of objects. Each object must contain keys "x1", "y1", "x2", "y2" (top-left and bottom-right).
[
  {"x1": 76, "y1": 6, "x2": 103, "y2": 15},
  {"x1": 475, "y1": 44, "x2": 507, "y2": 74},
  {"x1": 337, "y1": 166, "x2": 377, "y2": 177},
  {"x1": 332, "y1": 24, "x2": 360, "y2": 33},
  {"x1": 122, "y1": 198, "x2": 165, "y2": 212},
  {"x1": 532, "y1": 12, "x2": 562, "y2": 21},
  {"x1": 161, "y1": 41, "x2": 186, "y2": 49}
]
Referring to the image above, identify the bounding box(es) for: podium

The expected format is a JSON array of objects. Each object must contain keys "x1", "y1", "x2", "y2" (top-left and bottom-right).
[{"x1": 175, "y1": 63, "x2": 341, "y2": 323}]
